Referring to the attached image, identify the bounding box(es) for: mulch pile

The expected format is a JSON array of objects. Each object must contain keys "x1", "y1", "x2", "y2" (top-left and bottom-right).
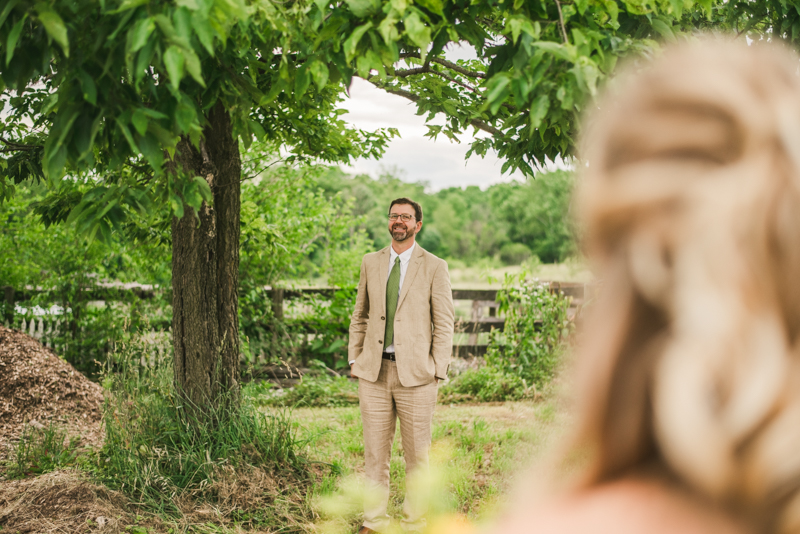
[
  {"x1": 0, "y1": 325, "x2": 104, "y2": 453},
  {"x1": 0, "y1": 470, "x2": 138, "y2": 533}
]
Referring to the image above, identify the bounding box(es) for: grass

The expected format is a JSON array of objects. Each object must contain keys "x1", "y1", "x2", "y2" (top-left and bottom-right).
[
  {"x1": 286, "y1": 398, "x2": 568, "y2": 532},
  {"x1": 3, "y1": 423, "x2": 83, "y2": 479}
]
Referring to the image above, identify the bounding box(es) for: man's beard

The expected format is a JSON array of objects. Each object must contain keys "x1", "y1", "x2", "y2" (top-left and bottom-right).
[{"x1": 390, "y1": 224, "x2": 416, "y2": 242}]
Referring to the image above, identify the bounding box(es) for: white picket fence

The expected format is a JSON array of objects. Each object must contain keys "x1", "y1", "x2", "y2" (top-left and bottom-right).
[
  {"x1": 3, "y1": 315, "x2": 66, "y2": 350},
  {"x1": 2, "y1": 315, "x2": 172, "y2": 369}
]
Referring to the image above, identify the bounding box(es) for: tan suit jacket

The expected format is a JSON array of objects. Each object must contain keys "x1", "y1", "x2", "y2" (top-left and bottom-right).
[{"x1": 348, "y1": 244, "x2": 455, "y2": 387}]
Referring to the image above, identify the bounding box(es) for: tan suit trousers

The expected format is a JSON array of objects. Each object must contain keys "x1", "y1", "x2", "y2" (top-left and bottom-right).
[{"x1": 359, "y1": 360, "x2": 438, "y2": 532}]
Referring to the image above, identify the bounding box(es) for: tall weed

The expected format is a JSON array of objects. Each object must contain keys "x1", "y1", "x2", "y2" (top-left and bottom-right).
[
  {"x1": 3, "y1": 423, "x2": 82, "y2": 478},
  {"x1": 99, "y1": 336, "x2": 305, "y2": 516}
]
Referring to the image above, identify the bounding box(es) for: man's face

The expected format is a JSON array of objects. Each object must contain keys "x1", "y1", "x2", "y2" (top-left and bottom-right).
[{"x1": 388, "y1": 203, "x2": 422, "y2": 243}]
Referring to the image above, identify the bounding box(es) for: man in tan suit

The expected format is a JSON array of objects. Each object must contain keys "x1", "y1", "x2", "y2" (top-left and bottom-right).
[{"x1": 348, "y1": 197, "x2": 455, "y2": 533}]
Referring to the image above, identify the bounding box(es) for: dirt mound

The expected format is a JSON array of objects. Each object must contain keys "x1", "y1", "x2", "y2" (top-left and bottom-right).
[
  {"x1": 0, "y1": 325, "x2": 104, "y2": 452},
  {"x1": 0, "y1": 469, "x2": 140, "y2": 533}
]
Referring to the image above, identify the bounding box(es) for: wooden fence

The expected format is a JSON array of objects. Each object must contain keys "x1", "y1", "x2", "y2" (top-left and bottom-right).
[{"x1": 2, "y1": 282, "x2": 588, "y2": 360}]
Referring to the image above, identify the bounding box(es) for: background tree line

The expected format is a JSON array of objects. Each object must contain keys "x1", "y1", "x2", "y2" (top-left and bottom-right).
[{"x1": 1, "y1": 158, "x2": 575, "y2": 372}]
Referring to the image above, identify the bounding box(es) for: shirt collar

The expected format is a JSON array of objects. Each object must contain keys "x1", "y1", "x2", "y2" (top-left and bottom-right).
[{"x1": 390, "y1": 242, "x2": 416, "y2": 265}]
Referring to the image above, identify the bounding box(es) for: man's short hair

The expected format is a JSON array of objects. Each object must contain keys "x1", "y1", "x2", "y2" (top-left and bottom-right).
[{"x1": 389, "y1": 197, "x2": 423, "y2": 222}]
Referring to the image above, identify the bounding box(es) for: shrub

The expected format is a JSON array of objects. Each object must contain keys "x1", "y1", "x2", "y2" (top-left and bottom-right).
[
  {"x1": 499, "y1": 243, "x2": 534, "y2": 266},
  {"x1": 486, "y1": 272, "x2": 573, "y2": 386},
  {"x1": 438, "y1": 367, "x2": 528, "y2": 403}
]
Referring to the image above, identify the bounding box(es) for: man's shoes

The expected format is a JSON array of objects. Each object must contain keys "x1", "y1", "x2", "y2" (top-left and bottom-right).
[{"x1": 357, "y1": 526, "x2": 379, "y2": 534}]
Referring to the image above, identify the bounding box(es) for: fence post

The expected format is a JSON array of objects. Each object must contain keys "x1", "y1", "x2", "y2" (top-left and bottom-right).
[
  {"x1": 468, "y1": 299, "x2": 481, "y2": 346},
  {"x1": 271, "y1": 288, "x2": 284, "y2": 320},
  {"x1": 3, "y1": 286, "x2": 13, "y2": 324}
]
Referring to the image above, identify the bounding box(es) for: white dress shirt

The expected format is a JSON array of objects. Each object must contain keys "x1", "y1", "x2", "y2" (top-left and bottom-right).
[{"x1": 384, "y1": 242, "x2": 415, "y2": 353}]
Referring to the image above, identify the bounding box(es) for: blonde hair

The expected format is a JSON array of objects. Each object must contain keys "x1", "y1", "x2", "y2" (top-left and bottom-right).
[{"x1": 573, "y1": 36, "x2": 800, "y2": 533}]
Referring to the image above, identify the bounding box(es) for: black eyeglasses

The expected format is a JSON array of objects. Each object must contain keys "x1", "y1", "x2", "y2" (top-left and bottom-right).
[{"x1": 388, "y1": 214, "x2": 415, "y2": 222}]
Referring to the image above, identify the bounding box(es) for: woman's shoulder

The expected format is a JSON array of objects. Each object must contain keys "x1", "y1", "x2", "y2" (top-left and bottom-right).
[{"x1": 495, "y1": 478, "x2": 752, "y2": 534}]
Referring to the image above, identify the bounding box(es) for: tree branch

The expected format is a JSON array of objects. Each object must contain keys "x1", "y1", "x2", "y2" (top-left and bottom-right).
[
  {"x1": 399, "y1": 52, "x2": 487, "y2": 79},
  {"x1": 391, "y1": 67, "x2": 481, "y2": 93},
  {"x1": 555, "y1": 0, "x2": 569, "y2": 43},
  {"x1": 0, "y1": 136, "x2": 42, "y2": 152},
  {"x1": 365, "y1": 81, "x2": 502, "y2": 137}
]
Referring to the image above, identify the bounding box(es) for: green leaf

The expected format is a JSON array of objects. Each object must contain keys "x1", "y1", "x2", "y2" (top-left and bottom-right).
[
  {"x1": 6, "y1": 14, "x2": 27, "y2": 66},
  {"x1": 138, "y1": 133, "x2": 164, "y2": 169},
  {"x1": 0, "y1": 0, "x2": 20, "y2": 29},
  {"x1": 535, "y1": 41, "x2": 577, "y2": 62},
  {"x1": 507, "y1": 17, "x2": 524, "y2": 44},
  {"x1": 344, "y1": 23, "x2": 372, "y2": 62},
  {"x1": 163, "y1": 45, "x2": 185, "y2": 91},
  {"x1": 486, "y1": 74, "x2": 511, "y2": 115},
  {"x1": 170, "y1": 193, "x2": 185, "y2": 219},
  {"x1": 651, "y1": 18, "x2": 675, "y2": 41},
  {"x1": 404, "y1": 11, "x2": 430, "y2": 51},
  {"x1": 378, "y1": 15, "x2": 399, "y2": 44},
  {"x1": 192, "y1": 11, "x2": 215, "y2": 55},
  {"x1": 131, "y1": 108, "x2": 149, "y2": 136},
  {"x1": 109, "y1": 0, "x2": 149, "y2": 13},
  {"x1": 308, "y1": 60, "x2": 329, "y2": 90},
  {"x1": 128, "y1": 17, "x2": 155, "y2": 53},
  {"x1": 36, "y1": 5, "x2": 69, "y2": 57},
  {"x1": 77, "y1": 70, "x2": 97, "y2": 105},
  {"x1": 697, "y1": 0, "x2": 712, "y2": 17},
  {"x1": 345, "y1": 0, "x2": 379, "y2": 17},
  {"x1": 529, "y1": 94, "x2": 549, "y2": 128},
  {"x1": 183, "y1": 47, "x2": 205, "y2": 86},
  {"x1": 391, "y1": 0, "x2": 408, "y2": 13},
  {"x1": 415, "y1": 0, "x2": 444, "y2": 16},
  {"x1": 192, "y1": 175, "x2": 212, "y2": 202},
  {"x1": 46, "y1": 145, "x2": 67, "y2": 181},
  {"x1": 248, "y1": 119, "x2": 266, "y2": 141},
  {"x1": 295, "y1": 64, "x2": 311, "y2": 97},
  {"x1": 175, "y1": 0, "x2": 200, "y2": 10},
  {"x1": 115, "y1": 118, "x2": 139, "y2": 153}
]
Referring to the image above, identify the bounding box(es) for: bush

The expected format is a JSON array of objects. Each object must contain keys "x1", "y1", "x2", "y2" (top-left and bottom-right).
[
  {"x1": 438, "y1": 367, "x2": 528, "y2": 403},
  {"x1": 486, "y1": 272, "x2": 573, "y2": 386},
  {"x1": 499, "y1": 243, "x2": 534, "y2": 265}
]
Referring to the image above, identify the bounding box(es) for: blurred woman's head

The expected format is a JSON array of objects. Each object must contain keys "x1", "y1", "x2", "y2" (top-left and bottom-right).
[{"x1": 574, "y1": 37, "x2": 800, "y2": 533}]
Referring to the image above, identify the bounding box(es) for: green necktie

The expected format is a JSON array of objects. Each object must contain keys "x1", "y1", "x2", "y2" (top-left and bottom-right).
[{"x1": 384, "y1": 256, "x2": 401, "y2": 347}]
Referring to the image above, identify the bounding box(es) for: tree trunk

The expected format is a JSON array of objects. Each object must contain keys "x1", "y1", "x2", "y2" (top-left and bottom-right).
[{"x1": 171, "y1": 101, "x2": 241, "y2": 417}]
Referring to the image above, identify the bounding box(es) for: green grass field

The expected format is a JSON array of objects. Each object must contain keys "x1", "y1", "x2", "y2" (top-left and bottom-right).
[{"x1": 280, "y1": 398, "x2": 569, "y2": 532}]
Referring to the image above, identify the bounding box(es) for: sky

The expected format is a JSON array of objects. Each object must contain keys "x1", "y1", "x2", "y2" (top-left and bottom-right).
[
  {"x1": 336, "y1": 77, "x2": 527, "y2": 192},
  {"x1": 336, "y1": 43, "x2": 535, "y2": 192}
]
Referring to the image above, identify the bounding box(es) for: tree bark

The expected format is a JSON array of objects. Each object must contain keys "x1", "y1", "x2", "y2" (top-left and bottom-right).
[{"x1": 171, "y1": 101, "x2": 241, "y2": 417}]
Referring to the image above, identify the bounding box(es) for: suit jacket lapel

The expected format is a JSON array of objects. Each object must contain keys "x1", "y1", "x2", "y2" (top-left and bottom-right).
[
  {"x1": 397, "y1": 245, "x2": 423, "y2": 311},
  {"x1": 377, "y1": 246, "x2": 390, "y2": 315}
]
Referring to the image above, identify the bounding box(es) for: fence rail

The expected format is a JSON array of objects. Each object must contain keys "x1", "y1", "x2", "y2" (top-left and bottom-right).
[{"x1": 2, "y1": 282, "x2": 588, "y2": 360}]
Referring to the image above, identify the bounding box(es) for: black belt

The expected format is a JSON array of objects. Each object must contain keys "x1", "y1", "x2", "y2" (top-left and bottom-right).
[{"x1": 382, "y1": 351, "x2": 396, "y2": 361}]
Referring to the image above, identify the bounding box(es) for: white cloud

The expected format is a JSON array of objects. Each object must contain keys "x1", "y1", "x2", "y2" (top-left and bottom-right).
[{"x1": 338, "y1": 77, "x2": 526, "y2": 191}]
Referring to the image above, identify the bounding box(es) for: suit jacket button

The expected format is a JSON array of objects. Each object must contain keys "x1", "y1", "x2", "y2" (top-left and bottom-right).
[
  {"x1": 381, "y1": 316, "x2": 385, "y2": 320},
  {"x1": 378, "y1": 340, "x2": 383, "y2": 344}
]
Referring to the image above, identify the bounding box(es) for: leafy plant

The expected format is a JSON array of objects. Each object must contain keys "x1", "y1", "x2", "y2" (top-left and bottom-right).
[
  {"x1": 485, "y1": 272, "x2": 573, "y2": 386},
  {"x1": 247, "y1": 375, "x2": 359, "y2": 409},
  {"x1": 438, "y1": 366, "x2": 529, "y2": 403}
]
